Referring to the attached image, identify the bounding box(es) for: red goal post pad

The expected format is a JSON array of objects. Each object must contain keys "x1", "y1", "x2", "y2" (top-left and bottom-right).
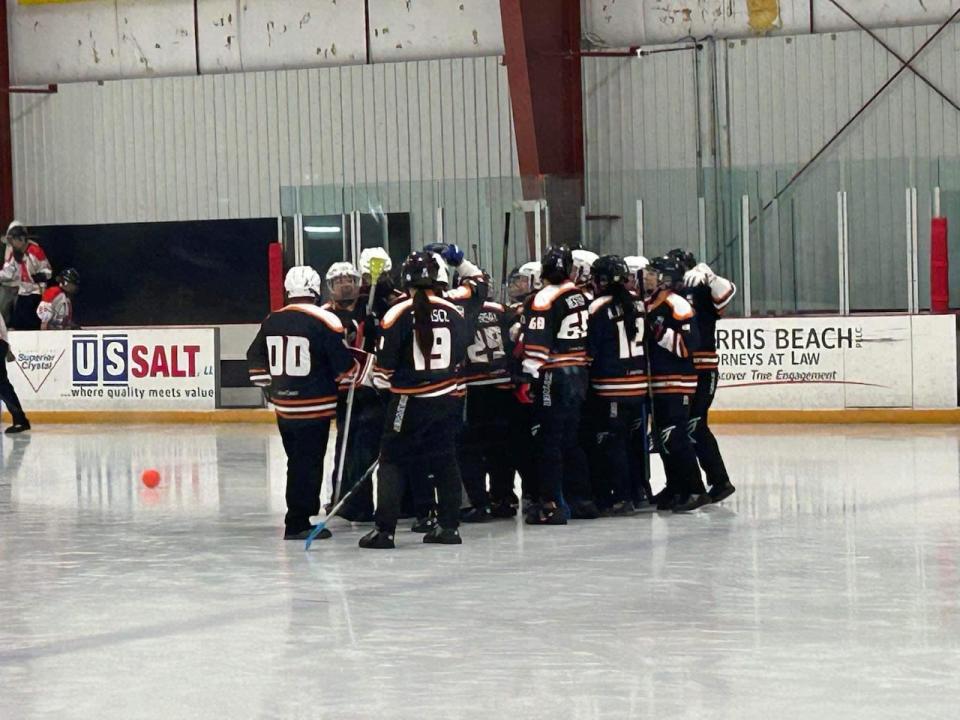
[{"x1": 931, "y1": 217, "x2": 949, "y2": 313}]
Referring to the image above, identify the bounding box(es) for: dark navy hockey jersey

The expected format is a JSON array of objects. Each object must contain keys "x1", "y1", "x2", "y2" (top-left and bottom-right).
[
  {"x1": 644, "y1": 289, "x2": 700, "y2": 396},
  {"x1": 373, "y1": 293, "x2": 468, "y2": 397},
  {"x1": 521, "y1": 281, "x2": 590, "y2": 379},
  {"x1": 587, "y1": 294, "x2": 648, "y2": 399},
  {"x1": 462, "y1": 301, "x2": 512, "y2": 389},
  {"x1": 247, "y1": 303, "x2": 356, "y2": 420},
  {"x1": 679, "y1": 274, "x2": 736, "y2": 372}
]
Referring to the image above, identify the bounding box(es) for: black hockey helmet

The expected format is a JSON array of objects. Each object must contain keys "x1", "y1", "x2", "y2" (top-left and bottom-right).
[
  {"x1": 59, "y1": 267, "x2": 80, "y2": 286},
  {"x1": 666, "y1": 247, "x2": 696, "y2": 271},
  {"x1": 649, "y1": 254, "x2": 685, "y2": 286},
  {"x1": 591, "y1": 255, "x2": 629, "y2": 293},
  {"x1": 541, "y1": 245, "x2": 574, "y2": 284},
  {"x1": 401, "y1": 251, "x2": 441, "y2": 290}
]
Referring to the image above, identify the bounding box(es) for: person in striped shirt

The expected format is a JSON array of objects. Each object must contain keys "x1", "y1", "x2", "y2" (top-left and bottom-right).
[
  {"x1": 671, "y1": 248, "x2": 737, "y2": 503},
  {"x1": 246, "y1": 266, "x2": 357, "y2": 540},
  {"x1": 586, "y1": 255, "x2": 651, "y2": 514},
  {"x1": 360, "y1": 252, "x2": 469, "y2": 549},
  {"x1": 642, "y1": 255, "x2": 710, "y2": 513},
  {"x1": 520, "y1": 245, "x2": 594, "y2": 525}
]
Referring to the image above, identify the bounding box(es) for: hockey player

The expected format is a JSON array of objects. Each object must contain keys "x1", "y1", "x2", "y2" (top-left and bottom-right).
[
  {"x1": 501, "y1": 261, "x2": 543, "y2": 513},
  {"x1": 37, "y1": 268, "x2": 79, "y2": 330},
  {"x1": 402, "y1": 243, "x2": 488, "y2": 532},
  {"x1": 457, "y1": 292, "x2": 515, "y2": 522},
  {"x1": 360, "y1": 252, "x2": 469, "y2": 549},
  {"x1": 247, "y1": 266, "x2": 357, "y2": 540},
  {"x1": 586, "y1": 255, "x2": 651, "y2": 514},
  {"x1": 520, "y1": 245, "x2": 595, "y2": 524},
  {"x1": 669, "y1": 249, "x2": 737, "y2": 503},
  {"x1": 643, "y1": 256, "x2": 710, "y2": 512},
  {"x1": 2, "y1": 223, "x2": 51, "y2": 330},
  {"x1": 321, "y1": 261, "x2": 380, "y2": 521},
  {"x1": 572, "y1": 248, "x2": 599, "y2": 298},
  {"x1": 623, "y1": 256, "x2": 648, "y2": 293},
  {"x1": 0, "y1": 312, "x2": 30, "y2": 434}
]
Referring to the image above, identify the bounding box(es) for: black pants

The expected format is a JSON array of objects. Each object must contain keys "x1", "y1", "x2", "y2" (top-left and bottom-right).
[
  {"x1": 277, "y1": 417, "x2": 332, "y2": 533},
  {"x1": 586, "y1": 395, "x2": 650, "y2": 508},
  {"x1": 331, "y1": 387, "x2": 383, "y2": 521},
  {"x1": 377, "y1": 394, "x2": 463, "y2": 532},
  {"x1": 0, "y1": 341, "x2": 27, "y2": 425},
  {"x1": 532, "y1": 368, "x2": 590, "y2": 505},
  {"x1": 459, "y1": 386, "x2": 516, "y2": 508},
  {"x1": 507, "y1": 399, "x2": 538, "y2": 501},
  {"x1": 11, "y1": 294, "x2": 40, "y2": 331},
  {"x1": 652, "y1": 393, "x2": 705, "y2": 498},
  {"x1": 689, "y1": 369, "x2": 730, "y2": 488}
]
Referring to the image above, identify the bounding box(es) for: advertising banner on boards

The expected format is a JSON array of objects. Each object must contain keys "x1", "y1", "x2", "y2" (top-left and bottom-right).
[
  {"x1": 6, "y1": 328, "x2": 218, "y2": 410},
  {"x1": 711, "y1": 315, "x2": 956, "y2": 410}
]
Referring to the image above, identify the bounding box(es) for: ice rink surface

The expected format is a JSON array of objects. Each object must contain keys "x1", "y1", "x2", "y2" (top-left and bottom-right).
[{"x1": 1, "y1": 423, "x2": 959, "y2": 720}]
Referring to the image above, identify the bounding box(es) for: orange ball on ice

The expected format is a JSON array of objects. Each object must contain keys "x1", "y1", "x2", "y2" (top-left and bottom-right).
[{"x1": 141, "y1": 469, "x2": 161, "y2": 488}]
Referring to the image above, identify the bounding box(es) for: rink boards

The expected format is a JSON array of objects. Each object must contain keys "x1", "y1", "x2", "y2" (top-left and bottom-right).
[
  {"x1": 2, "y1": 314, "x2": 958, "y2": 420},
  {"x1": 712, "y1": 314, "x2": 957, "y2": 410}
]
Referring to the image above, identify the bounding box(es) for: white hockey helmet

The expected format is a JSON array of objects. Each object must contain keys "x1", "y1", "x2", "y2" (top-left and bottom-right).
[
  {"x1": 284, "y1": 266, "x2": 322, "y2": 298},
  {"x1": 624, "y1": 255, "x2": 649, "y2": 274},
  {"x1": 572, "y1": 249, "x2": 599, "y2": 284},
  {"x1": 518, "y1": 261, "x2": 542, "y2": 291},
  {"x1": 358, "y1": 247, "x2": 393, "y2": 277},
  {"x1": 429, "y1": 253, "x2": 451, "y2": 286},
  {"x1": 325, "y1": 261, "x2": 361, "y2": 282}
]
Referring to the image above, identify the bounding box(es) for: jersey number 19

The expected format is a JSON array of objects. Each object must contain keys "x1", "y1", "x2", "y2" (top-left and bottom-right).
[{"x1": 413, "y1": 328, "x2": 452, "y2": 370}]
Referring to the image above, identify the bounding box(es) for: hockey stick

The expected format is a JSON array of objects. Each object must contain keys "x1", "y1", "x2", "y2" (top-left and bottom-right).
[
  {"x1": 305, "y1": 459, "x2": 380, "y2": 550},
  {"x1": 331, "y1": 257, "x2": 386, "y2": 506},
  {"x1": 499, "y1": 212, "x2": 511, "y2": 303}
]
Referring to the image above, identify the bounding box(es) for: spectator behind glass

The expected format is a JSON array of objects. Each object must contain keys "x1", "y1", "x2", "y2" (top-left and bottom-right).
[
  {"x1": 2, "y1": 222, "x2": 52, "y2": 330},
  {"x1": 38, "y1": 268, "x2": 80, "y2": 331}
]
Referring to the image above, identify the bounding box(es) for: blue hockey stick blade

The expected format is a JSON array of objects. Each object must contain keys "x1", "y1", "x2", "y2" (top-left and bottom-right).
[{"x1": 303, "y1": 522, "x2": 329, "y2": 551}]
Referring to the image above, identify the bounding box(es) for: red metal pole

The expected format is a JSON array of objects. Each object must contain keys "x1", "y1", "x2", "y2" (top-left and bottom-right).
[{"x1": 0, "y1": 0, "x2": 14, "y2": 226}]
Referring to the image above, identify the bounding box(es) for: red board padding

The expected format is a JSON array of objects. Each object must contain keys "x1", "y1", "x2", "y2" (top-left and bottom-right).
[
  {"x1": 268, "y1": 243, "x2": 284, "y2": 311},
  {"x1": 931, "y1": 217, "x2": 949, "y2": 313}
]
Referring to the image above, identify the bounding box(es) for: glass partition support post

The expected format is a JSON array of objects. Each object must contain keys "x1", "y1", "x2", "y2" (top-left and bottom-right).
[
  {"x1": 836, "y1": 191, "x2": 850, "y2": 316},
  {"x1": 698, "y1": 197, "x2": 707, "y2": 263},
  {"x1": 636, "y1": 199, "x2": 644, "y2": 256},
  {"x1": 935, "y1": 186, "x2": 942, "y2": 217},
  {"x1": 741, "y1": 194, "x2": 751, "y2": 318},
  {"x1": 294, "y1": 213, "x2": 304, "y2": 265},
  {"x1": 544, "y1": 201, "x2": 551, "y2": 248},
  {"x1": 910, "y1": 187, "x2": 920, "y2": 313},
  {"x1": 580, "y1": 206, "x2": 587, "y2": 247},
  {"x1": 436, "y1": 207, "x2": 445, "y2": 244},
  {"x1": 534, "y1": 204, "x2": 542, "y2": 262}
]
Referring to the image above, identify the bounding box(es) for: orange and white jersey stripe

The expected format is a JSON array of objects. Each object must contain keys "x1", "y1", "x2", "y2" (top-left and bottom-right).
[{"x1": 271, "y1": 394, "x2": 339, "y2": 420}]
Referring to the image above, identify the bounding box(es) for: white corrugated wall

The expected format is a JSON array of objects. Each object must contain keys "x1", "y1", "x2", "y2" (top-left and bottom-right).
[
  {"x1": 10, "y1": 56, "x2": 519, "y2": 257},
  {"x1": 583, "y1": 23, "x2": 960, "y2": 311}
]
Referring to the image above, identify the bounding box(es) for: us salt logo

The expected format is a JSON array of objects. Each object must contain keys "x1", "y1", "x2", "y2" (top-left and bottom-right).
[{"x1": 72, "y1": 334, "x2": 202, "y2": 387}]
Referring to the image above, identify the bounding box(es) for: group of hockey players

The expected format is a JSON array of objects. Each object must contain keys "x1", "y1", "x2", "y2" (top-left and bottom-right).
[{"x1": 247, "y1": 239, "x2": 737, "y2": 549}]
